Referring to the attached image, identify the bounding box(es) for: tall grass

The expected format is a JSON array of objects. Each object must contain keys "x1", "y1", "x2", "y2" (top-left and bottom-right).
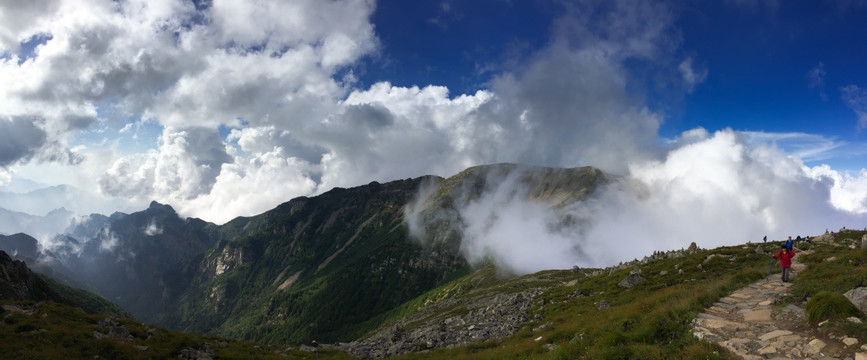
[{"x1": 805, "y1": 291, "x2": 861, "y2": 324}]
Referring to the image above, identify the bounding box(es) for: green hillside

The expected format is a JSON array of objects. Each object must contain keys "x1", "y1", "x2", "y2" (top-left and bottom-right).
[
  {"x1": 175, "y1": 178, "x2": 471, "y2": 344},
  {"x1": 338, "y1": 230, "x2": 867, "y2": 359},
  {"x1": 0, "y1": 300, "x2": 352, "y2": 360},
  {"x1": 3, "y1": 230, "x2": 867, "y2": 359}
]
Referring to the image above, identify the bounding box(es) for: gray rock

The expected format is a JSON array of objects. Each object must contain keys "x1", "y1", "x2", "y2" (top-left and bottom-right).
[
  {"x1": 94, "y1": 318, "x2": 134, "y2": 342},
  {"x1": 618, "y1": 273, "x2": 645, "y2": 289},
  {"x1": 339, "y1": 288, "x2": 544, "y2": 358},
  {"x1": 755, "y1": 245, "x2": 765, "y2": 255},
  {"x1": 597, "y1": 300, "x2": 610, "y2": 311},
  {"x1": 845, "y1": 287, "x2": 867, "y2": 313},
  {"x1": 178, "y1": 344, "x2": 214, "y2": 360}
]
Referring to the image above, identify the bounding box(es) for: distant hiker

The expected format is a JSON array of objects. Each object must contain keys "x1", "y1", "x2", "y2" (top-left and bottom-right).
[
  {"x1": 785, "y1": 236, "x2": 794, "y2": 251},
  {"x1": 796, "y1": 235, "x2": 802, "y2": 243},
  {"x1": 773, "y1": 245, "x2": 796, "y2": 282},
  {"x1": 763, "y1": 235, "x2": 767, "y2": 243}
]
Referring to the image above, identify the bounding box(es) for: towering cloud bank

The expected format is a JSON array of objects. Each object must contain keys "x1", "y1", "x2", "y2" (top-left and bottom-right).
[
  {"x1": 1, "y1": 0, "x2": 866, "y2": 270},
  {"x1": 406, "y1": 129, "x2": 866, "y2": 274}
]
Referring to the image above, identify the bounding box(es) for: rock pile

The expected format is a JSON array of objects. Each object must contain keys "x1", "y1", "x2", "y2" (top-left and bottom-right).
[
  {"x1": 93, "y1": 317, "x2": 134, "y2": 341},
  {"x1": 577, "y1": 242, "x2": 704, "y2": 278},
  {"x1": 340, "y1": 288, "x2": 543, "y2": 358}
]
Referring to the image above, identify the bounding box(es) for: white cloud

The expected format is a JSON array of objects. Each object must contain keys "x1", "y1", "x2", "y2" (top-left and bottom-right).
[
  {"x1": 679, "y1": 57, "x2": 708, "y2": 92},
  {"x1": 99, "y1": 126, "x2": 231, "y2": 202},
  {"x1": 177, "y1": 149, "x2": 319, "y2": 224},
  {"x1": 1, "y1": 0, "x2": 377, "y2": 174},
  {"x1": 740, "y1": 131, "x2": 847, "y2": 163},
  {"x1": 806, "y1": 165, "x2": 867, "y2": 214},
  {"x1": 0, "y1": 0, "x2": 60, "y2": 53},
  {"x1": 808, "y1": 62, "x2": 827, "y2": 100},
  {"x1": 408, "y1": 128, "x2": 867, "y2": 274},
  {"x1": 144, "y1": 218, "x2": 163, "y2": 236},
  {"x1": 842, "y1": 85, "x2": 867, "y2": 130},
  {"x1": 98, "y1": 226, "x2": 118, "y2": 253},
  {"x1": 0, "y1": 117, "x2": 47, "y2": 167}
]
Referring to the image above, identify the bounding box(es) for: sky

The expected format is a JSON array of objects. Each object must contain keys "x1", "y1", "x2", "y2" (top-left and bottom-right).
[{"x1": 2, "y1": 1, "x2": 867, "y2": 269}]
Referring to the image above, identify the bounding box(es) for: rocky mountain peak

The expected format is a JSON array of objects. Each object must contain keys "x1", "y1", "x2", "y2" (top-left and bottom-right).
[
  {"x1": 0, "y1": 250, "x2": 60, "y2": 301},
  {"x1": 148, "y1": 201, "x2": 177, "y2": 215}
]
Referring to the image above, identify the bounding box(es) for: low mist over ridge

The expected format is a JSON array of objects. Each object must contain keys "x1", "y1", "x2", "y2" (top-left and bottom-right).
[
  {"x1": 404, "y1": 152, "x2": 867, "y2": 273},
  {"x1": 5, "y1": 154, "x2": 867, "y2": 276}
]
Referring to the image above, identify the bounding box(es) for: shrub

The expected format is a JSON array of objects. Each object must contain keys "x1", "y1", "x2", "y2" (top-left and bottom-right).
[{"x1": 805, "y1": 291, "x2": 862, "y2": 324}]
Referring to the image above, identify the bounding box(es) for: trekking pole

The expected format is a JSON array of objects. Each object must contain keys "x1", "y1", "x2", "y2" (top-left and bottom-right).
[{"x1": 766, "y1": 259, "x2": 775, "y2": 280}]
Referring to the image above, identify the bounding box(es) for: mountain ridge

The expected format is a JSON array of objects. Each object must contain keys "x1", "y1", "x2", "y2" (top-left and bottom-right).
[{"x1": 8, "y1": 163, "x2": 621, "y2": 346}]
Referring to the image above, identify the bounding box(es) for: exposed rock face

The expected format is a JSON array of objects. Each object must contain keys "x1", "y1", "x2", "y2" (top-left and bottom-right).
[
  {"x1": 212, "y1": 246, "x2": 250, "y2": 277},
  {"x1": 341, "y1": 287, "x2": 544, "y2": 359},
  {"x1": 0, "y1": 250, "x2": 61, "y2": 301}
]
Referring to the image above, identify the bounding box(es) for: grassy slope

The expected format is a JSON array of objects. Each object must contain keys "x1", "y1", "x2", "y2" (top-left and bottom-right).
[
  {"x1": 38, "y1": 274, "x2": 129, "y2": 318},
  {"x1": 4, "y1": 230, "x2": 866, "y2": 359},
  {"x1": 177, "y1": 179, "x2": 469, "y2": 345},
  {"x1": 787, "y1": 230, "x2": 867, "y2": 338},
  {"x1": 0, "y1": 300, "x2": 353, "y2": 360},
  {"x1": 358, "y1": 243, "x2": 772, "y2": 360}
]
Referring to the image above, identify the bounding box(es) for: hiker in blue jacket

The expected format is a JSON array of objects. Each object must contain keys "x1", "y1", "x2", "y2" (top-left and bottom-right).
[{"x1": 785, "y1": 236, "x2": 794, "y2": 251}]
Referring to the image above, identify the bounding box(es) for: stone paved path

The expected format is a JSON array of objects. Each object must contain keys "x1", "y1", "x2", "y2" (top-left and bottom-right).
[{"x1": 691, "y1": 249, "x2": 867, "y2": 359}]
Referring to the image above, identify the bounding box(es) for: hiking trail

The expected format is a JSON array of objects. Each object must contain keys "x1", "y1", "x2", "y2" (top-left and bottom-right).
[{"x1": 691, "y1": 248, "x2": 867, "y2": 359}]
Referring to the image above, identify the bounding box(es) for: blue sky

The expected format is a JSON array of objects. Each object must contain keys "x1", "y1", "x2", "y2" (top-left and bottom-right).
[
  {"x1": 361, "y1": 1, "x2": 867, "y2": 168},
  {"x1": 1, "y1": 0, "x2": 867, "y2": 229}
]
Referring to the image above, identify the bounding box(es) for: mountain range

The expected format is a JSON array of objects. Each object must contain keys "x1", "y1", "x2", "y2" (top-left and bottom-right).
[
  {"x1": 2, "y1": 163, "x2": 866, "y2": 359},
  {"x1": 0, "y1": 163, "x2": 606, "y2": 345}
]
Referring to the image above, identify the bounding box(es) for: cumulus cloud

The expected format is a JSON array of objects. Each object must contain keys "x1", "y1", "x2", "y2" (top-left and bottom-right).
[
  {"x1": 177, "y1": 148, "x2": 319, "y2": 224},
  {"x1": 1, "y1": 0, "x2": 377, "y2": 180},
  {"x1": 408, "y1": 128, "x2": 867, "y2": 274},
  {"x1": 100, "y1": 126, "x2": 231, "y2": 202},
  {"x1": 4, "y1": 0, "x2": 867, "y2": 280},
  {"x1": 0, "y1": 117, "x2": 47, "y2": 167},
  {"x1": 0, "y1": 0, "x2": 60, "y2": 53}
]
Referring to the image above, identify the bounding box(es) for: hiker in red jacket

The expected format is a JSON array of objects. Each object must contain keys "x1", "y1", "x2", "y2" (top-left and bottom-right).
[{"x1": 773, "y1": 244, "x2": 796, "y2": 282}]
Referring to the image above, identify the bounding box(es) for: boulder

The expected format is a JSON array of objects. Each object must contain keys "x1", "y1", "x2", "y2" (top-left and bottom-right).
[
  {"x1": 845, "y1": 287, "x2": 867, "y2": 313},
  {"x1": 178, "y1": 344, "x2": 214, "y2": 360},
  {"x1": 617, "y1": 273, "x2": 645, "y2": 289},
  {"x1": 755, "y1": 245, "x2": 764, "y2": 255}
]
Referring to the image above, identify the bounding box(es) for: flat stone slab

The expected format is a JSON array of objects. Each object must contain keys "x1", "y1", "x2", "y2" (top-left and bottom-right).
[
  {"x1": 757, "y1": 345, "x2": 777, "y2": 355},
  {"x1": 743, "y1": 309, "x2": 772, "y2": 322},
  {"x1": 697, "y1": 318, "x2": 747, "y2": 329},
  {"x1": 719, "y1": 297, "x2": 738, "y2": 305},
  {"x1": 759, "y1": 330, "x2": 792, "y2": 341},
  {"x1": 697, "y1": 313, "x2": 724, "y2": 320},
  {"x1": 803, "y1": 338, "x2": 827, "y2": 355},
  {"x1": 778, "y1": 334, "x2": 802, "y2": 342}
]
